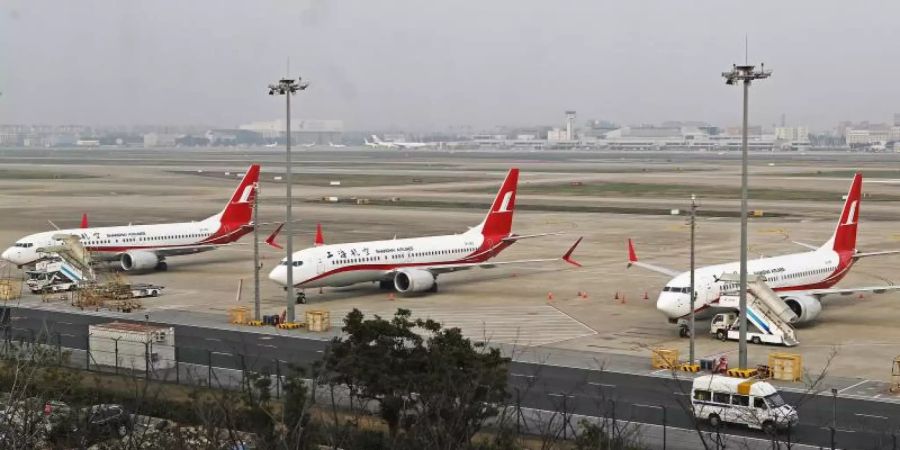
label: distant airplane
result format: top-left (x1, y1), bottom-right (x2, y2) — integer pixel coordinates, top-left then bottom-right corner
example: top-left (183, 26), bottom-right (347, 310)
top-left (328, 142), bottom-right (347, 148)
top-left (366, 134), bottom-right (433, 149)
top-left (2, 166), bottom-right (261, 271)
top-left (302, 143), bottom-right (316, 148)
top-left (265, 143), bottom-right (278, 148)
top-left (267, 168), bottom-right (581, 302)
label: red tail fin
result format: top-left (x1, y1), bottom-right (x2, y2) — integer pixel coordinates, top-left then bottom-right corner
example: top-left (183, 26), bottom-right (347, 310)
top-left (218, 164), bottom-right (260, 226)
top-left (477, 168), bottom-right (519, 238)
top-left (830, 173), bottom-right (861, 253)
top-left (314, 223), bottom-right (325, 246)
top-left (80, 214), bottom-right (88, 228)
top-left (265, 223), bottom-right (284, 249)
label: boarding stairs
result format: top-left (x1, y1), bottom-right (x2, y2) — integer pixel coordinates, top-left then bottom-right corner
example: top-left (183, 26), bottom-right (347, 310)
top-left (718, 273), bottom-right (799, 347)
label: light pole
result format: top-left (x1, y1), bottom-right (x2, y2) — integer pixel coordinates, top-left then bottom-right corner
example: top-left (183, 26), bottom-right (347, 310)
top-left (722, 63), bottom-right (771, 369)
top-left (268, 77), bottom-right (309, 323)
top-left (252, 181), bottom-right (261, 321)
top-left (688, 194), bottom-right (697, 365)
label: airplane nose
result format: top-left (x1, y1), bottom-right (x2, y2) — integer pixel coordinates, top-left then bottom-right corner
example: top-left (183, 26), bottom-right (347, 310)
top-left (268, 265), bottom-right (287, 286)
top-left (1, 248), bottom-right (15, 263)
top-left (656, 293), bottom-right (688, 319)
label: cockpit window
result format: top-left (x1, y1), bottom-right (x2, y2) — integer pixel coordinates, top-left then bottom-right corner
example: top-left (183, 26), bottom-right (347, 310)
top-left (14, 243), bottom-right (33, 248)
top-left (280, 260), bottom-right (304, 266)
top-left (663, 286), bottom-right (690, 293)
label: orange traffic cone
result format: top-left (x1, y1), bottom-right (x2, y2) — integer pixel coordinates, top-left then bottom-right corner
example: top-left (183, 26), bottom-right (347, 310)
top-left (620, 294), bottom-right (626, 304)
top-left (547, 292), bottom-right (554, 301)
top-left (643, 291), bottom-right (649, 300)
top-left (582, 291), bottom-right (589, 299)
top-left (858, 293), bottom-right (865, 300)
top-left (388, 293), bottom-right (396, 301)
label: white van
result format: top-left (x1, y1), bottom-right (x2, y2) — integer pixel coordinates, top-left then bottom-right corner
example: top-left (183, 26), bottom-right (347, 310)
top-left (691, 375), bottom-right (799, 433)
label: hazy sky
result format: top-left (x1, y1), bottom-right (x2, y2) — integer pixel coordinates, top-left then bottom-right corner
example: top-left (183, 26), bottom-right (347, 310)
top-left (2, 1), bottom-right (899, 131)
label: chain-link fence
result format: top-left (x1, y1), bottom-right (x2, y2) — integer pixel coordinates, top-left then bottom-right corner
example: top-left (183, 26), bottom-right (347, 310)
top-left (0, 325), bottom-right (301, 399)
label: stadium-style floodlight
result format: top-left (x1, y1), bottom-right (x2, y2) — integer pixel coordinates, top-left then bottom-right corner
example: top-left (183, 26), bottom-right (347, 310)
top-left (721, 63), bottom-right (771, 369)
top-left (268, 77), bottom-right (309, 323)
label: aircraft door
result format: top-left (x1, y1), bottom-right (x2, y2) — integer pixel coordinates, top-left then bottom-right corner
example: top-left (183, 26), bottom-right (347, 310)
top-left (317, 258), bottom-right (325, 275)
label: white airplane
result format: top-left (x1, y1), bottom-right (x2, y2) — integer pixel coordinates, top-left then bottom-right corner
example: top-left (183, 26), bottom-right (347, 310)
top-left (268, 168), bottom-right (581, 301)
top-left (264, 143), bottom-right (278, 148)
top-left (2, 165), bottom-right (261, 271)
top-left (627, 173), bottom-right (900, 335)
top-left (328, 142), bottom-right (346, 148)
top-left (365, 134), bottom-right (432, 149)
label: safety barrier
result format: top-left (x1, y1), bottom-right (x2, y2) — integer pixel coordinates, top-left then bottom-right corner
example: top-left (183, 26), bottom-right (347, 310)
top-left (678, 363), bottom-right (700, 372)
top-left (726, 368), bottom-right (758, 378)
top-left (276, 322), bottom-right (302, 330)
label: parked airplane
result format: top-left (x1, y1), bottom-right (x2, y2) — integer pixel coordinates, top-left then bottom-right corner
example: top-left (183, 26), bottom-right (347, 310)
top-left (268, 168), bottom-right (581, 301)
top-left (1, 165), bottom-right (261, 271)
top-left (365, 135), bottom-right (432, 149)
top-left (627, 173), bottom-right (900, 335)
top-left (328, 142), bottom-right (346, 148)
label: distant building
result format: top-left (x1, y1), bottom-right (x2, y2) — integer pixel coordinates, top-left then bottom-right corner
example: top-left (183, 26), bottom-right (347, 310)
top-left (239, 118), bottom-right (343, 145)
top-left (774, 126), bottom-right (809, 142)
top-left (725, 125), bottom-right (763, 136)
top-left (143, 133), bottom-right (179, 147)
top-left (205, 129), bottom-right (263, 146)
top-left (547, 128), bottom-right (568, 142)
top-left (845, 128), bottom-right (890, 146)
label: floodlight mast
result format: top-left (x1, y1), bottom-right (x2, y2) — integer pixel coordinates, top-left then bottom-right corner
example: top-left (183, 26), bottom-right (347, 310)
top-left (721, 64), bottom-right (771, 369)
top-left (268, 77), bottom-right (309, 323)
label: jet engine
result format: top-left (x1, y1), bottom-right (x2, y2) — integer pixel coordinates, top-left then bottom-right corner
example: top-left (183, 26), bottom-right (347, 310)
top-left (393, 269), bottom-right (436, 293)
top-left (120, 251), bottom-right (161, 271)
top-left (783, 295), bottom-right (823, 323)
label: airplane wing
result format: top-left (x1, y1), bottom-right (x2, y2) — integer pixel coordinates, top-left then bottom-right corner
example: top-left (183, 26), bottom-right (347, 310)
top-left (792, 241), bottom-right (819, 251)
top-left (424, 237), bottom-right (582, 274)
top-left (502, 232), bottom-right (563, 242)
top-left (854, 250), bottom-right (900, 259)
top-left (788, 285), bottom-right (900, 298)
top-left (625, 238), bottom-right (681, 277)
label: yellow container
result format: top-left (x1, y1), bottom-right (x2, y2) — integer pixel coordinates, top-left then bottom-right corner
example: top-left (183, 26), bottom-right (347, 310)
top-left (651, 348), bottom-right (679, 369)
top-left (0, 280), bottom-right (21, 300)
top-left (769, 352), bottom-right (802, 382)
top-left (305, 309), bottom-right (331, 332)
top-left (228, 307), bottom-right (250, 325)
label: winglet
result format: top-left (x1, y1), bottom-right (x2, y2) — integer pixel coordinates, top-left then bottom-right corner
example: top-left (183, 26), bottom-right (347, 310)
top-left (314, 223), bottom-right (325, 246)
top-left (627, 238), bottom-right (638, 265)
top-left (562, 237), bottom-right (583, 267)
top-left (265, 223), bottom-right (284, 249)
top-left (80, 213), bottom-right (89, 228)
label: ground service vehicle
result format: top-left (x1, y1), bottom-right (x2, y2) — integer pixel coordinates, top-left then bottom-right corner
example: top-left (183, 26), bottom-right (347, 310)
top-left (691, 375), bottom-right (799, 433)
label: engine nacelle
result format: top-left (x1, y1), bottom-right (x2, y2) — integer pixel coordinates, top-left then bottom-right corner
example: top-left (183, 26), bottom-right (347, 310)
top-left (120, 251), bottom-right (160, 271)
top-left (783, 295), bottom-right (823, 323)
top-left (393, 269), bottom-right (436, 293)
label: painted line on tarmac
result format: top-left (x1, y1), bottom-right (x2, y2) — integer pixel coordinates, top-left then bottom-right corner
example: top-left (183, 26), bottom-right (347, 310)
top-left (838, 379), bottom-right (872, 394)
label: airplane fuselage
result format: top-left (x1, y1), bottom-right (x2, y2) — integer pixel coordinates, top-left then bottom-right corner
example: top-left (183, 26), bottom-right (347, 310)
top-left (2, 218), bottom-right (251, 266)
top-left (269, 231), bottom-right (512, 289)
top-left (657, 247), bottom-right (853, 319)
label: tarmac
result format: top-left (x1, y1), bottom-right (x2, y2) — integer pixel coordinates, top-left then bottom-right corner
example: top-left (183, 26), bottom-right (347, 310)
top-left (1, 146), bottom-right (900, 391)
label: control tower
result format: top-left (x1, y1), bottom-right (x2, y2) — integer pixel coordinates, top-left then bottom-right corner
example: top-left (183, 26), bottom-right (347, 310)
top-left (565, 110), bottom-right (576, 141)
